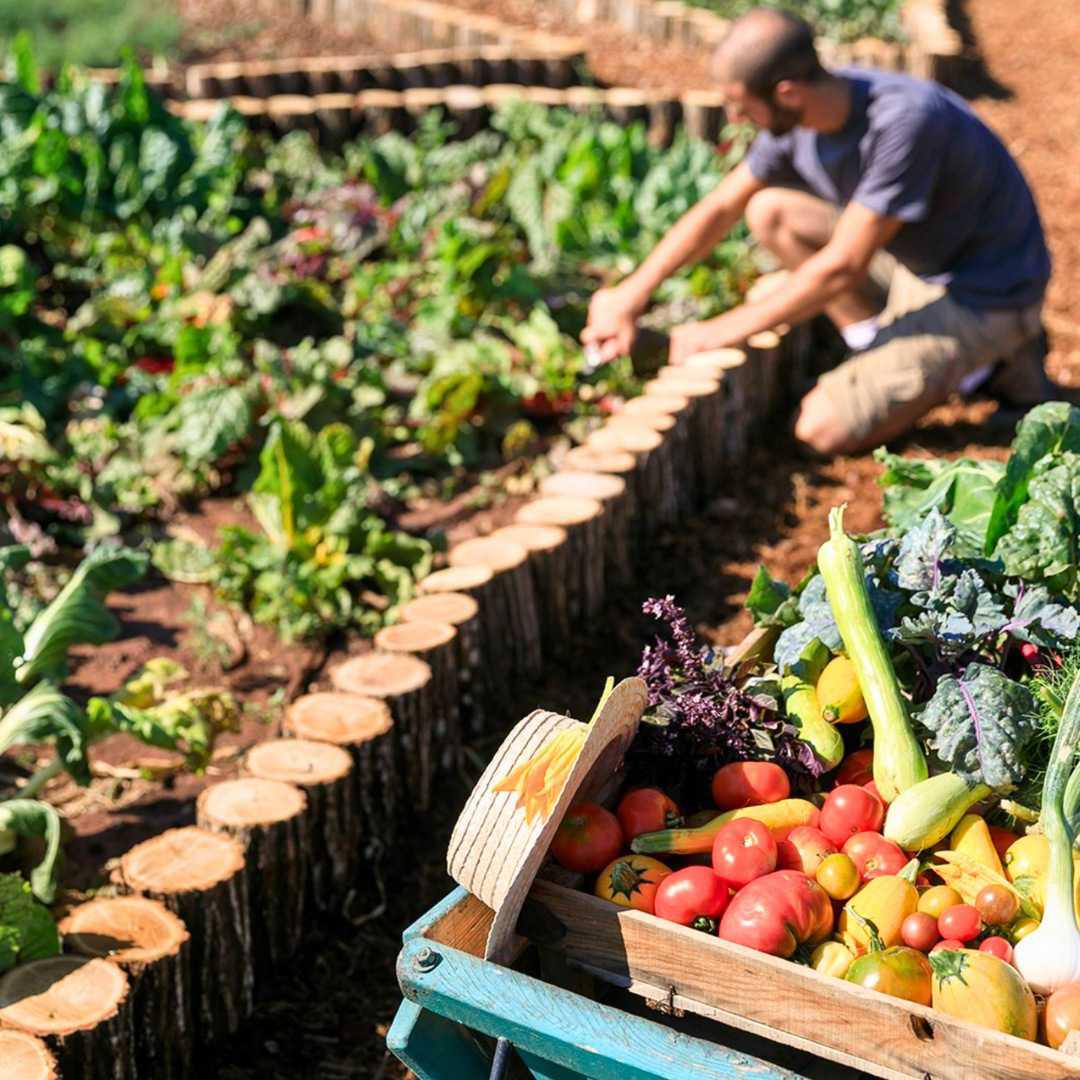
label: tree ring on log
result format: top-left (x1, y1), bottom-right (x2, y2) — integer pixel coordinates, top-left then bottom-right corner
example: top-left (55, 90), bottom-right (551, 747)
top-left (58, 897), bottom-right (189, 966)
top-left (584, 422), bottom-right (663, 455)
top-left (418, 564), bottom-right (494, 594)
top-left (196, 777), bottom-right (307, 828)
top-left (245, 737), bottom-right (352, 786)
top-left (0, 957), bottom-right (128, 1036)
top-left (492, 523), bottom-right (567, 552)
top-left (286, 691), bottom-right (393, 742)
top-left (330, 653), bottom-right (432, 697)
top-left (560, 445), bottom-right (636, 475)
top-left (447, 536), bottom-right (527, 573)
top-left (399, 591), bottom-right (478, 626)
top-left (374, 619), bottom-right (456, 652)
top-left (538, 471), bottom-right (626, 502)
top-left (622, 393), bottom-right (689, 418)
top-left (606, 410), bottom-right (675, 433)
top-left (120, 826), bottom-right (245, 894)
top-left (0, 1029), bottom-right (57, 1080)
top-left (515, 495), bottom-right (602, 527)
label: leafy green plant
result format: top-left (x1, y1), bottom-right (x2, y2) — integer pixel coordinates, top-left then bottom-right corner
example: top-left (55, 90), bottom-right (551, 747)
top-left (0, 871), bottom-right (59, 974)
top-left (682, 0), bottom-right (904, 43)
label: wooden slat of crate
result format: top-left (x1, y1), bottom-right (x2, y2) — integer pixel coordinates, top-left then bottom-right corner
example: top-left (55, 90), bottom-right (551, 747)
top-left (528, 879), bottom-right (1078, 1080)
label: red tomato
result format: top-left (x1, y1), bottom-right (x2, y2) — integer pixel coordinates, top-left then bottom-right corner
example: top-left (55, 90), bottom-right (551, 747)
top-left (979, 936), bottom-right (1014, 964)
top-left (712, 818), bottom-right (777, 888)
top-left (988, 826), bottom-right (1019, 862)
top-left (719, 870), bottom-right (834, 957)
top-left (549, 802), bottom-right (624, 873)
top-left (710, 762), bottom-right (790, 810)
top-left (863, 780), bottom-right (887, 805)
top-left (900, 912), bottom-right (940, 952)
top-left (654, 866), bottom-right (730, 930)
top-left (616, 788), bottom-right (681, 840)
top-left (842, 832), bottom-right (907, 881)
top-left (1045, 984), bottom-right (1080, 1049)
top-left (777, 826), bottom-right (837, 875)
top-left (818, 785), bottom-right (884, 846)
top-left (931, 938), bottom-right (966, 953)
top-left (937, 904), bottom-right (982, 942)
top-left (835, 749), bottom-right (873, 787)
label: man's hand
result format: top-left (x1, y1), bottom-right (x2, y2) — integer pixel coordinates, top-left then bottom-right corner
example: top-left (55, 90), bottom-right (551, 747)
top-left (668, 315), bottom-right (746, 365)
top-left (581, 284), bottom-right (644, 364)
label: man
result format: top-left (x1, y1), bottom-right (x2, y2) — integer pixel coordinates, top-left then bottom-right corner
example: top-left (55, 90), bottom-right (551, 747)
top-left (582, 8), bottom-right (1051, 453)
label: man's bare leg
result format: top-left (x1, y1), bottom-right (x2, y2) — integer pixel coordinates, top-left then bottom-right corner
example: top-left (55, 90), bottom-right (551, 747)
top-left (744, 187), bottom-right (884, 332)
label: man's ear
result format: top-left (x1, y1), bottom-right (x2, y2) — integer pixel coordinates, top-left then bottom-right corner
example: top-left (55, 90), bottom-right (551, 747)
top-left (772, 79), bottom-right (804, 109)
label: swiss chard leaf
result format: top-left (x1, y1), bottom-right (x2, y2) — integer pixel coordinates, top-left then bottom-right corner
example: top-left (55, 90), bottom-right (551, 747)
top-left (917, 662), bottom-right (1039, 789)
top-left (0, 681), bottom-right (89, 786)
top-left (0, 801), bottom-right (64, 904)
top-left (745, 566), bottom-right (798, 628)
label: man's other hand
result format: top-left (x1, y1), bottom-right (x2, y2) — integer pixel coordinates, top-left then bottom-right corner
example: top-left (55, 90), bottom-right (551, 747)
top-left (581, 285), bottom-right (642, 363)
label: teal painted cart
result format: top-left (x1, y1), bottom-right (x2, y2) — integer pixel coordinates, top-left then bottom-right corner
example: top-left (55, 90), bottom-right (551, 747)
top-left (389, 886), bottom-right (837, 1080)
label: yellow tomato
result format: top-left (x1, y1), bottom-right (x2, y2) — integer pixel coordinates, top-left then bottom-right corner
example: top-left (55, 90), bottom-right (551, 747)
top-left (594, 855), bottom-right (672, 914)
top-left (816, 853), bottom-right (860, 901)
top-left (917, 885), bottom-right (963, 919)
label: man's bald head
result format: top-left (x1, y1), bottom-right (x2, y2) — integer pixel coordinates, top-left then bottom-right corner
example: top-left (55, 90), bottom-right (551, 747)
top-left (712, 8), bottom-right (824, 99)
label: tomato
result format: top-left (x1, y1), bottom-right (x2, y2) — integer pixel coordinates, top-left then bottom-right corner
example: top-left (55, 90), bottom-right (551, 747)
top-left (616, 788), bottom-right (681, 840)
top-left (777, 826), bottom-right (837, 875)
top-left (835, 749), bottom-right (873, 788)
top-left (818, 785), bottom-right (884, 846)
top-left (711, 762), bottom-right (790, 811)
top-left (988, 826), bottom-right (1019, 862)
top-left (719, 870), bottom-right (834, 957)
top-left (654, 866), bottom-right (730, 931)
top-left (842, 832), bottom-right (907, 881)
top-left (863, 780), bottom-right (887, 805)
top-left (712, 818), bottom-right (777, 888)
top-left (938, 904), bottom-right (982, 942)
top-left (979, 936), bottom-right (1014, 964)
top-left (816, 853), bottom-right (861, 901)
top-left (1044, 983), bottom-right (1080, 1049)
top-left (1009, 917), bottom-right (1040, 943)
top-left (932, 938), bottom-right (966, 953)
top-left (550, 802), bottom-right (624, 873)
top-left (930, 948), bottom-right (1036, 1040)
top-left (918, 885), bottom-right (963, 918)
top-left (901, 911), bottom-right (940, 952)
top-left (846, 946), bottom-right (932, 1005)
top-left (975, 884), bottom-right (1020, 927)
top-left (594, 855), bottom-right (672, 913)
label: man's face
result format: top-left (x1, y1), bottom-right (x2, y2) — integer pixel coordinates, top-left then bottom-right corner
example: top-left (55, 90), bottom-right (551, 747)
top-left (721, 80), bottom-right (802, 136)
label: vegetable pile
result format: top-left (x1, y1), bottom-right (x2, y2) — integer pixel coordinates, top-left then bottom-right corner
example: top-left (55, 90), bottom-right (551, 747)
top-left (544, 403), bottom-right (1080, 1051)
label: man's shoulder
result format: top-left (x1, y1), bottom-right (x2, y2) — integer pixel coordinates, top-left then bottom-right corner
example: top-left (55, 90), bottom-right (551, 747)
top-left (841, 66), bottom-right (952, 132)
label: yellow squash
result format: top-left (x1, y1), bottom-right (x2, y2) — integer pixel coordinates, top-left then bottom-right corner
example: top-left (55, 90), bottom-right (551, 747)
top-left (816, 655), bottom-right (869, 725)
top-left (811, 940), bottom-right (856, 979)
top-left (632, 799), bottom-right (818, 855)
top-left (929, 949), bottom-right (1037, 1040)
top-left (839, 865), bottom-right (919, 955)
top-left (949, 814), bottom-right (1004, 876)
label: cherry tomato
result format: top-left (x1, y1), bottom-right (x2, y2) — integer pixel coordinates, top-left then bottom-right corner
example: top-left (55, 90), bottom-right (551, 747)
top-left (917, 885), bottom-right (963, 918)
top-left (654, 866), bottom-right (730, 931)
top-left (835, 749), bottom-right (873, 788)
top-left (974, 884), bottom-right (1020, 926)
top-left (900, 911), bottom-right (940, 952)
top-left (710, 762), bottom-right (790, 811)
top-left (979, 936), bottom-right (1014, 964)
top-left (616, 788), bottom-right (681, 840)
top-left (712, 817), bottom-right (778, 888)
top-left (550, 802), bottom-right (624, 873)
top-left (1045, 983), bottom-right (1080, 1050)
top-left (988, 826), bottom-right (1019, 862)
top-left (842, 832), bottom-right (907, 881)
top-left (595, 855), bottom-right (671, 913)
top-left (931, 938), bottom-right (966, 953)
top-left (818, 785), bottom-right (885, 846)
top-left (777, 826), bottom-right (837, 875)
top-left (815, 853), bottom-right (861, 901)
top-left (937, 903), bottom-right (982, 942)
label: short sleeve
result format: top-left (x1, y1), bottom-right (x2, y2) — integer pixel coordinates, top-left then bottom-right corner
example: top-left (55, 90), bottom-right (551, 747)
top-left (851, 104), bottom-right (944, 223)
top-left (744, 131), bottom-right (800, 187)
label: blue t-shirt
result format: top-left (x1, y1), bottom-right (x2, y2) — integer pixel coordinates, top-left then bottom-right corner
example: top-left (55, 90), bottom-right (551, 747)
top-left (745, 68), bottom-right (1050, 309)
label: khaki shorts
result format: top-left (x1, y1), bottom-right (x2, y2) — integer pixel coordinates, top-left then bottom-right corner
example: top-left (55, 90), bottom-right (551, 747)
top-left (817, 251), bottom-right (1045, 446)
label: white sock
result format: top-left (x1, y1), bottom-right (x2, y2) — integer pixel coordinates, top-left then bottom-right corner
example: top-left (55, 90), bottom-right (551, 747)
top-left (840, 316), bottom-right (880, 352)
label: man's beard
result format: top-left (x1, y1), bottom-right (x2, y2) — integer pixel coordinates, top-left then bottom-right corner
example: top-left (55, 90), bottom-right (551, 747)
top-left (766, 103), bottom-right (803, 136)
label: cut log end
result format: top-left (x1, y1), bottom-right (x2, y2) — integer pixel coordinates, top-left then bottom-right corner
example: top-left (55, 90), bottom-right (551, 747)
top-left (58, 896), bottom-right (189, 966)
top-left (515, 495), bottom-right (602, 528)
top-left (245, 737), bottom-right (353, 786)
top-left (622, 393), bottom-right (689, 417)
top-left (120, 826), bottom-right (246, 895)
top-left (374, 618), bottom-right (456, 653)
top-left (418, 564), bottom-right (494, 594)
top-left (197, 777), bottom-right (307, 829)
top-left (491, 523), bottom-right (567, 553)
top-left (0, 957), bottom-right (128, 1037)
top-left (286, 691), bottom-right (393, 743)
top-left (561, 446), bottom-right (636, 475)
top-left (330, 652), bottom-right (432, 699)
top-left (447, 536), bottom-right (527, 573)
top-left (0, 1029), bottom-right (58, 1080)
top-left (584, 422), bottom-right (662, 455)
top-left (538, 471), bottom-right (626, 502)
top-left (606, 410), bottom-right (675, 434)
top-left (399, 591), bottom-right (478, 626)
top-left (649, 371), bottom-right (720, 395)
top-left (684, 347), bottom-right (746, 371)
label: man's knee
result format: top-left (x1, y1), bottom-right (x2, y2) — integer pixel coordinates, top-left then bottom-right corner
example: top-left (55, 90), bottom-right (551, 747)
top-left (794, 385), bottom-right (857, 455)
top-left (744, 188), bottom-right (788, 250)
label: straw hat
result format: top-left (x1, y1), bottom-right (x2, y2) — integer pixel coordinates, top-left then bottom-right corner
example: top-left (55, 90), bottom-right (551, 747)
top-left (447, 676), bottom-right (648, 963)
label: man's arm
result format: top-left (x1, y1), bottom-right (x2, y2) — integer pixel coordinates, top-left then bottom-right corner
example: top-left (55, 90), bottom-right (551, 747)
top-left (668, 202), bottom-right (904, 363)
top-left (581, 162), bottom-right (765, 362)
